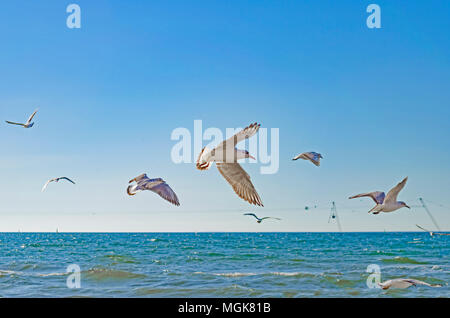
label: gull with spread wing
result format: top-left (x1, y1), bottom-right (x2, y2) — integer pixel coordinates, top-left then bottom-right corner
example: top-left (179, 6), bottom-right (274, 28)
top-left (6, 109), bottom-right (38, 128)
top-left (42, 177), bottom-right (76, 192)
top-left (378, 278), bottom-right (442, 290)
top-left (196, 123), bottom-right (263, 206)
top-left (244, 213), bottom-right (281, 223)
top-left (127, 173), bottom-right (180, 206)
top-left (348, 177), bottom-right (410, 214)
top-left (292, 152), bottom-right (323, 166)
top-left (416, 224), bottom-right (450, 236)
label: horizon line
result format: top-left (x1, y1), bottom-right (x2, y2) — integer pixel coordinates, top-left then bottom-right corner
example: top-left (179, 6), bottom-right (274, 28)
top-left (2, 231), bottom-right (448, 234)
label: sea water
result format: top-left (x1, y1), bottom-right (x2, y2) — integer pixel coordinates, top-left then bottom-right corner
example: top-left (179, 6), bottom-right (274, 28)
top-left (0, 232), bottom-right (448, 297)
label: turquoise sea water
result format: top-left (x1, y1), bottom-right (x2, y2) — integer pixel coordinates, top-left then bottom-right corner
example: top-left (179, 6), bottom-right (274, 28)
top-left (0, 232), bottom-right (448, 298)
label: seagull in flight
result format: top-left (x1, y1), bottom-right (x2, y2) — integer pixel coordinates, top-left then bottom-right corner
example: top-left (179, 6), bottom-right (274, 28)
top-left (378, 278), bottom-right (442, 290)
top-left (42, 177), bottom-right (76, 192)
top-left (348, 177), bottom-right (410, 214)
top-left (292, 152), bottom-right (323, 166)
top-left (127, 173), bottom-right (180, 206)
top-left (196, 123), bottom-right (263, 206)
top-left (244, 213), bottom-right (281, 223)
top-left (416, 224), bottom-right (450, 236)
top-left (6, 109), bottom-right (38, 128)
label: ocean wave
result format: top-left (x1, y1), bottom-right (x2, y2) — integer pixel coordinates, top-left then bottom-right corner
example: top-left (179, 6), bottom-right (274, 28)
top-left (38, 272), bottom-right (68, 277)
top-left (100, 254), bottom-right (138, 264)
top-left (148, 238), bottom-right (165, 242)
top-left (267, 272), bottom-right (316, 278)
top-left (320, 274), bottom-right (360, 288)
top-left (134, 285), bottom-right (261, 297)
top-left (193, 271), bottom-right (316, 278)
top-left (0, 270), bottom-right (20, 276)
top-left (212, 272), bottom-right (257, 277)
top-left (83, 267), bottom-right (147, 282)
top-left (381, 256), bottom-right (429, 265)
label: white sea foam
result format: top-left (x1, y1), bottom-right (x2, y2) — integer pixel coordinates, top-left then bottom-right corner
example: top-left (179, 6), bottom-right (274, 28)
top-left (194, 271), bottom-right (312, 277)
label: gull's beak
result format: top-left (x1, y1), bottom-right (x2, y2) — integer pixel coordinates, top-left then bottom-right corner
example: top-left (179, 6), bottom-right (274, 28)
top-left (406, 205), bottom-right (411, 209)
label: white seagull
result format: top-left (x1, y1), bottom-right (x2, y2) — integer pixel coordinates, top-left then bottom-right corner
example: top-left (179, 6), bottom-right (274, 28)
top-left (127, 173), bottom-right (180, 206)
top-left (42, 177), bottom-right (76, 192)
top-left (6, 109), bottom-right (38, 128)
top-left (244, 213), bottom-right (281, 223)
top-left (348, 177), bottom-right (410, 214)
top-left (378, 278), bottom-right (442, 290)
top-left (196, 123), bottom-right (263, 206)
top-left (416, 224), bottom-right (450, 236)
top-left (292, 152), bottom-right (323, 166)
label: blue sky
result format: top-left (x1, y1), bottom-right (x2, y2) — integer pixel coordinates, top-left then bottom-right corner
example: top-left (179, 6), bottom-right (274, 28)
top-left (0, 1), bottom-right (449, 232)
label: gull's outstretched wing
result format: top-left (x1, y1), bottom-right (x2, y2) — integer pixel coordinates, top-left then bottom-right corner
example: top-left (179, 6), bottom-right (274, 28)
top-left (379, 279), bottom-right (412, 289)
top-left (244, 213), bottom-right (259, 220)
top-left (305, 152), bottom-right (323, 166)
top-left (146, 181), bottom-right (180, 206)
top-left (5, 121), bottom-right (25, 126)
top-left (217, 123), bottom-right (260, 149)
top-left (379, 278), bottom-right (442, 290)
top-left (349, 191), bottom-right (385, 205)
top-left (60, 177), bottom-right (76, 184)
top-left (384, 177), bottom-right (408, 204)
top-left (26, 109), bottom-right (38, 125)
top-left (404, 279), bottom-right (442, 288)
top-left (41, 179), bottom-right (53, 192)
top-left (260, 217), bottom-right (281, 221)
top-left (216, 162), bottom-right (263, 206)
top-left (292, 152), bottom-right (322, 166)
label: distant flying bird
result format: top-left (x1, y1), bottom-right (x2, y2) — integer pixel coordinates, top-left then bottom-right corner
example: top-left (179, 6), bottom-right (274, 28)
top-left (416, 224), bottom-right (450, 236)
top-left (42, 177), bottom-right (76, 192)
top-left (292, 152), bottom-right (323, 166)
top-left (348, 177), bottom-right (410, 214)
top-left (378, 278), bottom-right (442, 290)
top-left (127, 173), bottom-right (180, 206)
top-left (244, 213), bottom-right (281, 223)
top-left (6, 109), bottom-right (38, 128)
top-left (196, 123), bottom-right (263, 206)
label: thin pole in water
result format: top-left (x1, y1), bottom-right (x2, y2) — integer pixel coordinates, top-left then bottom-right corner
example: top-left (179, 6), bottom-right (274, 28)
top-left (329, 201), bottom-right (342, 232)
top-left (419, 198), bottom-right (441, 231)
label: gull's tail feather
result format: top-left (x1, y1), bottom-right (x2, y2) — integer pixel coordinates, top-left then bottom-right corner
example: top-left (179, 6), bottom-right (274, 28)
top-left (197, 161), bottom-right (212, 170)
top-left (127, 185), bottom-right (137, 196)
top-left (368, 205), bottom-right (381, 214)
top-left (196, 147), bottom-right (212, 170)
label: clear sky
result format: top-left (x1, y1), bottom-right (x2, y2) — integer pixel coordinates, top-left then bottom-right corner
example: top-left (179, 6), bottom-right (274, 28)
top-left (0, 1), bottom-right (449, 232)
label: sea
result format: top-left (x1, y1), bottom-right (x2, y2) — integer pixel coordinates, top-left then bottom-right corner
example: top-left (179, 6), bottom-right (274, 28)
top-left (0, 232), bottom-right (448, 298)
